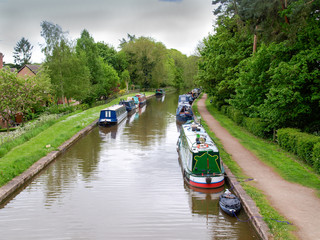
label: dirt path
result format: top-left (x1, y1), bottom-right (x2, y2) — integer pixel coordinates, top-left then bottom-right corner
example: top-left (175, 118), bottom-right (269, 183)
top-left (197, 94), bottom-right (320, 240)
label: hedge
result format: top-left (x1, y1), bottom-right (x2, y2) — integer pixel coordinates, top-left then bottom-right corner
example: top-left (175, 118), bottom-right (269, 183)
top-left (277, 128), bottom-right (320, 167)
top-left (313, 143), bottom-right (320, 173)
top-left (242, 117), bottom-right (271, 139)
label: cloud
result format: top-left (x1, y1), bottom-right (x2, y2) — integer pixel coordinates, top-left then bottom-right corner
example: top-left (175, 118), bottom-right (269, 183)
top-left (0, 0), bottom-right (214, 63)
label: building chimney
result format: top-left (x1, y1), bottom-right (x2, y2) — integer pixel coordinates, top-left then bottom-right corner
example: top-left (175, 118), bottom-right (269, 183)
top-left (0, 52), bottom-right (3, 69)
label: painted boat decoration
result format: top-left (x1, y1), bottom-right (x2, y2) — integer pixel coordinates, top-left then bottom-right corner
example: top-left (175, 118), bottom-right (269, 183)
top-left (177, 121), bottom-right (225, 189)
top-left (119, 99), bottom-right (137, 112)
top-left (155, 89), bottom-right (165, 96)
top-left (176, 103), bottom-right (193, 122)
top-left (99, 104), bottom-right (127, 126)
top-left (219, 189), bottom-right (241, 216)
top-left (135, 93), bottom-right (147, 107)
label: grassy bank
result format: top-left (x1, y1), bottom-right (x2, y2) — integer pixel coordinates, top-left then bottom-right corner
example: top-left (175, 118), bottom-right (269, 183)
top-left (192, 97), bottom-right (297, 240)
top-left (0, 92), bottom-right (154, 187)
top-left (204, 99), bottom-right (320, 195)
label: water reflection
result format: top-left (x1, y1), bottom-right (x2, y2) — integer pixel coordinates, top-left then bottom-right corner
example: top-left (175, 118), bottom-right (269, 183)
top-left (156, 95), bottom-right (165, 102)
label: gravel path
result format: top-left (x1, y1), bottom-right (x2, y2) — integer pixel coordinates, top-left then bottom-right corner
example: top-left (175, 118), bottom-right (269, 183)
top-left (197, 94), bottom-right (320, 240)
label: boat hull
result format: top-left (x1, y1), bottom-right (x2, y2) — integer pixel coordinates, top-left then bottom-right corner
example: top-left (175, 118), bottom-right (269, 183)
top-left (176, 114), bottom-right (193, 122)
top-left (219, 191), bottom-right (241, 216)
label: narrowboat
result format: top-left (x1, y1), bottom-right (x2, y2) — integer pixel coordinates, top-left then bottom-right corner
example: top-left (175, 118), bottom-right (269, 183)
top-left (136, 93), bottom-right (147, 107)
top-left (176, 103), bottom-right (193, 122)
top-left (119, 99), bottom-right (137, 112)
top-left (155, 89), bottom-right (165, 96)
top-left (178, 94), bottom-right (193, 105)
top-left (219, 189), bottom-right (241, 216)
top-left (177, 121), bottom-right (225, 189)
top-left (99, 104), bottom-right (127, 126)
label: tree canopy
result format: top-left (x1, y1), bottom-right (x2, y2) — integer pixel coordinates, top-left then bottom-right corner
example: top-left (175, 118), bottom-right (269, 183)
top-left (198, 0), bottom-right (320, 133)
top-left (13, 37), bottom-right (33, 68)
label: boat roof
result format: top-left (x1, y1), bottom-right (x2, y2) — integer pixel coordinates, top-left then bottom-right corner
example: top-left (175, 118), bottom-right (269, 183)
top-left (101, 104), bottom-right (125, 111)
top-left (181, 122), bottom-right (219, 152)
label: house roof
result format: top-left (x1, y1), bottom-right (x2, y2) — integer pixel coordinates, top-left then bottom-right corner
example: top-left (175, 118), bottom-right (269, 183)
top-left (18, 64), bottom-right (41, 75)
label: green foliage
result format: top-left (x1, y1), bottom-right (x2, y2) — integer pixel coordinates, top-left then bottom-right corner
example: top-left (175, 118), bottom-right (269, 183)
top-left (13, 37), bottom-right (33, 68)
top-left (277, 128), bottom-right (300, 154)
top-left (198, 16), bottom-right (252, 105)
top-left (0, 68), bottom-right (51, 130)
top-left (313, 143), bottom-right (320, 173)
top-left (242, 117), bottom-right (271, 139)
top-left (200, 1), bottom-right (320, 134)
top-left (277, 128), bottom-right (320, 167)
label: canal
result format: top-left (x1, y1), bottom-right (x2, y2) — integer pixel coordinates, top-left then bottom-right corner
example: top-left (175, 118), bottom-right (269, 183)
top-left (0, 92), bottom-right (258, 239)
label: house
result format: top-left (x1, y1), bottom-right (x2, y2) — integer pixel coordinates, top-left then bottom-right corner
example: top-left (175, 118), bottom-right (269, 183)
top-left (17, 64), bottom-right (41, 77)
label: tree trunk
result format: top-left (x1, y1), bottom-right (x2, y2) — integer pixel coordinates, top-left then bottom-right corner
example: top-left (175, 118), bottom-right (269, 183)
top-left (253, 25), bottom-right (258, 54)
top-left (281, 0), bottom-right (290, 24)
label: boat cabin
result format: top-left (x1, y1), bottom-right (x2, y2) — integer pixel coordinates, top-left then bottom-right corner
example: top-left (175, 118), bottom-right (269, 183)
top-left (155, 89), bottom-right (165, 96)
top-left (135, 93), bottom-right (147, 106)
top-left (178, 94), bottom-right (193, 105)
top-left (119, 99), bottom-right (137, 112)
top-left (99, 104), bottom-right (127, 125)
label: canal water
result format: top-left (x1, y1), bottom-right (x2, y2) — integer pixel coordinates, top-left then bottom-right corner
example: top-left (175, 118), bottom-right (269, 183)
top-left (0, 92), bottom-right (258, 239)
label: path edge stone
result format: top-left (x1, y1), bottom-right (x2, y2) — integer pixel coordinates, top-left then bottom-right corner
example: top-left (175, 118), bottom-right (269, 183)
top-left (224, 165), bottom-right (273, 240)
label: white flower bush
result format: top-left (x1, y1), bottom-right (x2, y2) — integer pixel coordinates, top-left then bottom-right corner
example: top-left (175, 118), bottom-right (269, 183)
top-left (0, 113), bottom-right (61, 146)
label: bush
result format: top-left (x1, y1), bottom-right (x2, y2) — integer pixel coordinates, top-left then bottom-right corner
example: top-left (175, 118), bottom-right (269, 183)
top-left (242, 117), bottom-right (271, 138)
top-left (277, 128), bottom-right (320, 167)
top-left (277, 128), bottom-right (301, 154)
top-left (313, 143), bottom-right (320, 173)
top-left (296, 135), bottom-right (320, 165)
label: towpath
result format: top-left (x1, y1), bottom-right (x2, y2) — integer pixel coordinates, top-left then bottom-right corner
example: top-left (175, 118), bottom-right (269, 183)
top-left (197, 94), bottom-right (320, 240)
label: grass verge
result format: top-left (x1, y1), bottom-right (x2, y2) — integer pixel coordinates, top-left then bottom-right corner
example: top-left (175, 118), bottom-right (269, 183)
top-left (192, 97), bottom-right (297, 240)
top-left (0, 93), bottom-right (154, 187)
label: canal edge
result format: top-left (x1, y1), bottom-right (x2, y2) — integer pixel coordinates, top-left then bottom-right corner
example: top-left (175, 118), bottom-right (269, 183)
top-left (0, 119), bottom-right (99, 204)
top-left (0, 94), bottom-right (156, 205)
top-left (193, 112), bottom-right (272, 240)
top-left (224, 164), bottom-right (272, 240)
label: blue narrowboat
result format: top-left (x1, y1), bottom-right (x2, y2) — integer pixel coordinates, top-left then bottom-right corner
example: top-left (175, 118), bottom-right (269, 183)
top-left (176, 103), bottom-right (193, 122)
top-left (178, 94), bottom-right (193, 105)
top-left (119, 99), bottom-right (137, 112)
top-left (99, 104), bottom-right (128, 126)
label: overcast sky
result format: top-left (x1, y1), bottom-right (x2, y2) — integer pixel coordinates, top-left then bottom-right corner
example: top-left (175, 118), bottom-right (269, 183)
top-left (0, 0), bottom-right (215, 64)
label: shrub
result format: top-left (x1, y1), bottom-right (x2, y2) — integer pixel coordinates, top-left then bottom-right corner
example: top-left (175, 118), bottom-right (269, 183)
top-left (313, 143), bottom-right (320, 173)
top-left (277, 128), bottom-right (320, 167)
top-left (220, 105), bottom-right (228, 115)
top-left (277, 128), bottom-right (301, 154)
top-left (296, 135), bottom-right (320, 165)
top-left (243, 117), bottom-right (271, 138)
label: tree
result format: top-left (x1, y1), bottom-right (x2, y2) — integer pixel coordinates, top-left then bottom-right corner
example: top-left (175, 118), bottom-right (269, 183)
top-left (0, 68), bottom-right (51, 131)
top-left (45, 40), bottom-right (91, 104)
top-left (40, 21), bottom-right (67, 57)
top-left (41, 23), bottom-right (91, 104)
top-left (121, 37), bottom-right (167, 89)
top-left (13, 37), bottom-right (33, 68)
top-left (76, 29), bottom-right (119, 104)
top-left (120, 70), bottom-right (130, 91)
